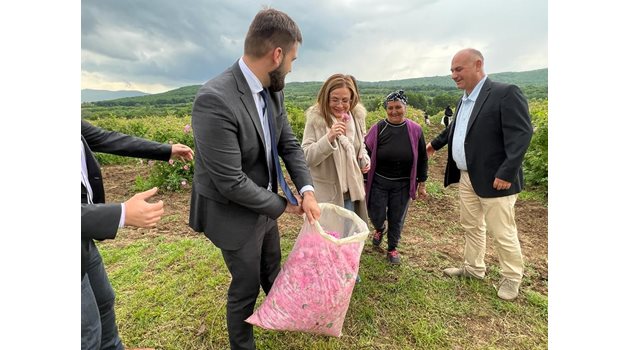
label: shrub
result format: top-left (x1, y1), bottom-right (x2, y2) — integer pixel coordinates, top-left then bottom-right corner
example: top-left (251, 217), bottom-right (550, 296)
top-left (134, 158), bottom-right (194, 192)
top-left (90, 116), bottom-right (194, 167)
top-left (286, 102), bottom-right (305, 142)
top-left (89, 117), bottom-right (195, 191)
top-left (523, 99), bottom-right (548, 195)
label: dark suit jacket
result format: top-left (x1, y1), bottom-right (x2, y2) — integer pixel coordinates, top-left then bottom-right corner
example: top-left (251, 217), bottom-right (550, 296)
top-left (189, 61), bottom-right (313, 250)
top-left (81, 120), bottom-right (171, 278)
top-left (431, 79), bottom-right (533, 198)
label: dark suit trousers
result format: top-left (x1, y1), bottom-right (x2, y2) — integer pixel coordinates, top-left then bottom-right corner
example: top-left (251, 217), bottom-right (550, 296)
top-left (220, 216), bottom-right (281, 350)
top-left (82, 240), bottom-right (124, 350)
top-left (82, 275), bottom-right (101, 349)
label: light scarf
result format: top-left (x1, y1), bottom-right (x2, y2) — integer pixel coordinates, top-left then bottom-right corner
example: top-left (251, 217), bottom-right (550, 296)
top-left (335, 112), bottom-right (365, 201)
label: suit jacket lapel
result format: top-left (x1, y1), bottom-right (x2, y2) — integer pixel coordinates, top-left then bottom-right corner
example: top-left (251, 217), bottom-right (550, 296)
top-left (81, 135), bottom-right (105, 203)
top-left (466, 78), bottom-right (491, 135)
top-left (231, 61), bottom-right (266, 146)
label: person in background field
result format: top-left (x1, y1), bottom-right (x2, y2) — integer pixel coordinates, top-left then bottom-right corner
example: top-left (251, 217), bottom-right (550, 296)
top-left (301, 73), bottom-right (370, 223)
top-left (188, 8), bottom-right (320, 350)
top-left (424, 111), bottom-right (431, 125)
top-left (426, 48), bottom-right (533, 301)
top-left (364, 90), bottom-right (429, 265)
top-left (443, 105), bottom-right (453, 127)
top-left (81, 120), bottom-right (194, 350)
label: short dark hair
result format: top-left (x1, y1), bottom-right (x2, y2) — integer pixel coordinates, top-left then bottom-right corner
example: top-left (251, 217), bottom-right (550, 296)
top-left (244, 8), bottom-right (302, 58)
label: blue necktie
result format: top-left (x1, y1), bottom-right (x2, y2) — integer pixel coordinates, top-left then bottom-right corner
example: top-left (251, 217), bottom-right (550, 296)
top-left (260, 89), bottom-right (298, 205)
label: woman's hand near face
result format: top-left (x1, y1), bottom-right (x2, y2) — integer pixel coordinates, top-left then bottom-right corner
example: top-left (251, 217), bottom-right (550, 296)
top-left (327, 120), bottom-right (346, 143)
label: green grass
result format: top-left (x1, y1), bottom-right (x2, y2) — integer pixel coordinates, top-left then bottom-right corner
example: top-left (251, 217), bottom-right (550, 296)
top-left (518, 189), bottom-right (548, 204)
top-left (424, 179), bottom-right (447, 199)
top-left (99, 234), bottom-right (547, 350)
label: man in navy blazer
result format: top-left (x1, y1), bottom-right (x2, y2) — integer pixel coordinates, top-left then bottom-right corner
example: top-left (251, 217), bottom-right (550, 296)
top-left (81, 120), bottom-right (193, 349)
top-left (427, 49), bottom-right (533, 301)
top-left (188, 8), bottom-right (320, 350)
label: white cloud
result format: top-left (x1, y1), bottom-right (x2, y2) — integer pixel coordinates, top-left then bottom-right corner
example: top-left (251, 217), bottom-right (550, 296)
top-left (81, 71), bottom-right (174, 93)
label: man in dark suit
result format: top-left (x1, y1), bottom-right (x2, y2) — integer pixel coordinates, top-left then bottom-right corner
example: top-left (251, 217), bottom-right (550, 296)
top-left (426, 48), bottom-right (533, 301)
top-left (188, 8), bottom-right (320, 350)
top-left (81, 120), bottom-right (193, 349)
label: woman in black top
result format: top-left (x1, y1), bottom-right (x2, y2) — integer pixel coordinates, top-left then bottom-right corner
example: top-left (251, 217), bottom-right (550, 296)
top-left (364, 90), bottom-right (429, 264)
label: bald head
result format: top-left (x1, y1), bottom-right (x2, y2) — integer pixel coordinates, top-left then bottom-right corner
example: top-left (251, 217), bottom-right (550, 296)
top-left (456, 48), bottom-right (484, 61)
top-left (451, 48), bottom-right (485, 94)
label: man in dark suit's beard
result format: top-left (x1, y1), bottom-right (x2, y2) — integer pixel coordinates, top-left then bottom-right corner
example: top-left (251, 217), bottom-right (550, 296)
top-left (268, 57), bottom-right (288, 92)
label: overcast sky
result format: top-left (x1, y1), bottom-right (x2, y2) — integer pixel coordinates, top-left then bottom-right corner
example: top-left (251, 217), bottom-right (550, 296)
top-left (81, 0), bottom-right (547, 93)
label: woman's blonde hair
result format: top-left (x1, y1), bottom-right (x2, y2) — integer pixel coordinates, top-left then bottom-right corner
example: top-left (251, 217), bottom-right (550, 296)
top-left (316, 74), bottom-right (359, 127)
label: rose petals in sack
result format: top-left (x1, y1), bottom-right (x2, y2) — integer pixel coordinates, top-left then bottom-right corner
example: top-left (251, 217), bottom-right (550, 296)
top-left (326, 230), bottom-right (341, 239)
top-left (245, 221), bottom-right (364, 337)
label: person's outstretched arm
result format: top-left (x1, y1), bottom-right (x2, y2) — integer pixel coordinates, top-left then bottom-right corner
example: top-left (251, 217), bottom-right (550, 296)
top-left (81, 187), bottom-right (165, 241)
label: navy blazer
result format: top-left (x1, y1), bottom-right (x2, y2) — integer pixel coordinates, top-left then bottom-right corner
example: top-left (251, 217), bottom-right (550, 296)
top-left (431, 79), bottom-right (533, 198)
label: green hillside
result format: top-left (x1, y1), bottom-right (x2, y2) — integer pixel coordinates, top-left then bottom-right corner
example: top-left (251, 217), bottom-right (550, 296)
top-left (363, 68), bottom-right (548, 88)
top-left (81, 68), bottom-right (547, 119)
top-left (88, 85), bottom-right (201, 106)
top-left (81, 89), bottom-right (149, 103)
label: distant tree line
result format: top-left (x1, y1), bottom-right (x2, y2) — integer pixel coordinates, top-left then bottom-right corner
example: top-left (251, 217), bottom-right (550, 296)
top-left (82, 69), bottom-right (547, 119)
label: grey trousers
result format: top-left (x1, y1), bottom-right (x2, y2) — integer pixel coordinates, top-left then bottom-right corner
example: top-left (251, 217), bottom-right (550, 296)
top-left (81, 240), bottom-right (124, 350)
top-left (82, 275), bottom-right (101, 349)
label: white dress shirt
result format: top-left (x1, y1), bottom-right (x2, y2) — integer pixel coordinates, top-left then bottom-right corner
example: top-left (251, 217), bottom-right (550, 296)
top-left (238, 57), bottom-right (314, 195)
top-left (452, 75), bottom-right (487, 171)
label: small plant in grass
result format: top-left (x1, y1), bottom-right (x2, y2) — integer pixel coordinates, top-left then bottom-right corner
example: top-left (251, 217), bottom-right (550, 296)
top-left (425, 180), bottom-right (445, 199)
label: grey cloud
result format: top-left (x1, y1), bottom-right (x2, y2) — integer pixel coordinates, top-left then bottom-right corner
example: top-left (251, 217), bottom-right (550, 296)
top-left (81, 0), bottom-right (547, 91)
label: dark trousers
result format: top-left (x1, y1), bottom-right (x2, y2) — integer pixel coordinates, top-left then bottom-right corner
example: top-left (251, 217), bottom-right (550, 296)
top-left (82, 275), bottom-right (101, 349)
top-left (220, 216), bottom-right (281, 350)
top-left (367, 175), bottom-right (411, 251)
top-left (81, 240), bottom-right (124, 350)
